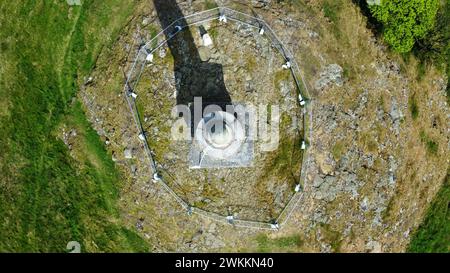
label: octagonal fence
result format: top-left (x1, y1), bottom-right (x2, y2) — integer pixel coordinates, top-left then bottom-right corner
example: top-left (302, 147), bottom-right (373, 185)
top-left (123, 6), bottom-right (313, 230)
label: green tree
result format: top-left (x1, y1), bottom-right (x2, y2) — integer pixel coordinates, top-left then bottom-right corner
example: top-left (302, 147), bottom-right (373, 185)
top-left (369, 0), bottom-right (439, 53)
top-left (415, 1), bottom-right (450, 66)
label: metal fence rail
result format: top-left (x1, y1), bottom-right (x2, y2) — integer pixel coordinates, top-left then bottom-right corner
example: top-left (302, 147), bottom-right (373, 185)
top-left (123, 7), bottom-right (314, 231)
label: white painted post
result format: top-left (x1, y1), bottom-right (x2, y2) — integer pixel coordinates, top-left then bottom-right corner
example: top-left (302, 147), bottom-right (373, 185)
top-left (202, 33), bottom-right (213, 46)
top-left (153, 173), bottom-right (161, 183)
top-left (219, 14), bottom-right (227, 23)
top-left (298, 94), bottom-right (305, 106)
top-left (146, 53), bottom-right (154, 62)
top-left (301, 141), bottom-right (306, 150)
top-left (282, 61), bottom-right (291, 69)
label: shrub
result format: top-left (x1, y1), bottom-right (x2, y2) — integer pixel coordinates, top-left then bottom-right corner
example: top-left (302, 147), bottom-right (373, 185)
top-left (368, 0), bottom-right (440, 53)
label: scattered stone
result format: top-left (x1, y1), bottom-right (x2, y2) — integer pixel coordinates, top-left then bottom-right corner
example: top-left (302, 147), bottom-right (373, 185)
top-left (360, 197), bottom-right (369, 212)
top-left (313, 175), bottom-right (324, 188)
top-left (159, 47), bottom-right (167, 58)
top-left (111, 151), bottom-right (117, 162)
top-left (366, 240), bottom-right (382, 253)
top-left (142, 17), bottom-right (151, 26)
top-left (309, 31), bottom-right (319, 39)
top-left (315, 64), bottom-right (344, 90)
top-left (124, 148), bottom-right (134, 159)
top-left (131, 165), bottom-right (137, 175)
top-left (198, 46), bottom-right (211, 61)
top-left (136, 218), bottom-right (144, 231)
top-left (251, 0), bottom-right (270, 8)
top-left (389, 99), bottom-right (402, 122)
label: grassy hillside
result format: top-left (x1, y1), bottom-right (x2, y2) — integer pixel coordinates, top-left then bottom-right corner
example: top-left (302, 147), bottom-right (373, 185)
top-left (408, 171), bottom-right (450, 253)
top-left (0, 0), bottom-right (149, 252)
top-left (352, 0), bottom-right (449, 253)
top-left (407, 0), bottom-right (450, 253)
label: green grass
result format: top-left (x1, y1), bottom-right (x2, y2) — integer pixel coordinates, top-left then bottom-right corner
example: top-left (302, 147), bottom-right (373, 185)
top-left (409, 95), bottom-right (420, 120)
top-left (259, 114), bottom-right (303, 186)
top-left (320, 224), bottom-right (343, 253)
top-left (256, 234), bottom-right (303, 252)
top-left (426, 140), bottom-right (439, 155)
top-left (332, 141), bottom-right (345, 161)
top-left (204, 0), bottom-right (219, 10)
top-left (382, 196), bottom-right (395, 221)
top-left (274, 69), bottom-right (291, 87)
top-left (0, 1), bottom-right (149, 252)
top-left (416, 61), bottom-right (427, 81)
top-left (148, 25), bottom-right (159, 49)
top-left (419, 131), bottom-right (439, 155)
top-left (322, 0), bottom-right (343, 39)
top-left (323, 1), bottom-right (340, 23)
top-left (209, 26), bottom-right (219, 41)
top-left (408, 170), bottom-right (450, 253)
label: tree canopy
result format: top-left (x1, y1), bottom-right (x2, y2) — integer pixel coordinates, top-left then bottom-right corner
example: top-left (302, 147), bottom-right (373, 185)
top-left (369, 0), bottom-right (439, 53)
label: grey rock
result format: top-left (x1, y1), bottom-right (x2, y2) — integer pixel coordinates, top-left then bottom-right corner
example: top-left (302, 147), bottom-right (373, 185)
top-left (312, 209), bottom-right (329, 224)
top-left (366, 239), bottom-right (382, 253)
top-left (124, 148), bottom-right (134, 159)
top-left (309, 31), bottom-right (319, 39)
top-left (315, 64), bottom-right (344, 90)
top-left (313, 175), bottom-right (324, 188)
top-left (280, 81), bottom-right (291, 97)
top-left (341, 172), bottom-right (360, 198)
top-left (389, 99), bottom-right (402, 122)
top-left (159, 47), bottom-right (167, 58)
top-left (372, 213), bottom-right (382, 228)
top-left (251, 0), bottom-right (270, 8)
top-left (136, 218), bottom-right (144, 231)
top-left (360, 197), bottom-right (369, 212)
top-left (198, 46), bottom-right (211, 61)
top-left (245, 80), bottom-right (255, 93)
top-left (131, 164), bottom-right (137, 175)
top-left (313, 175), bottom-right (339, 201)
top-left (142, 17), bottom-right (150, 26)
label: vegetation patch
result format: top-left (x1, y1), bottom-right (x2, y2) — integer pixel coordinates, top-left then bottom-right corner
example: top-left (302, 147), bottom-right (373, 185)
top-left (322, 0), bottom-right (343, 38)
top-left (332, 140), bottom-right (346, 161)
top-left (320, 224), bottom-right (343, 252)
top-left (259, 114), bottom-right (303, 186)
top-left (368, 0), bottom-right (440, 53)
top-left (256, 233), bottom-right (303, 252)
top-left (408, 170), bottom-right (450, 253)
top-left (419, 131), bottom-right (438, 155)
top-left (204, 0), bottom-right (219, 10)
top-left (414, 0), bottom-right (450, 103)
top-left (409, 94), bottom-right (420, 120)
top-left (0, 0), bottom-right (148, 252)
